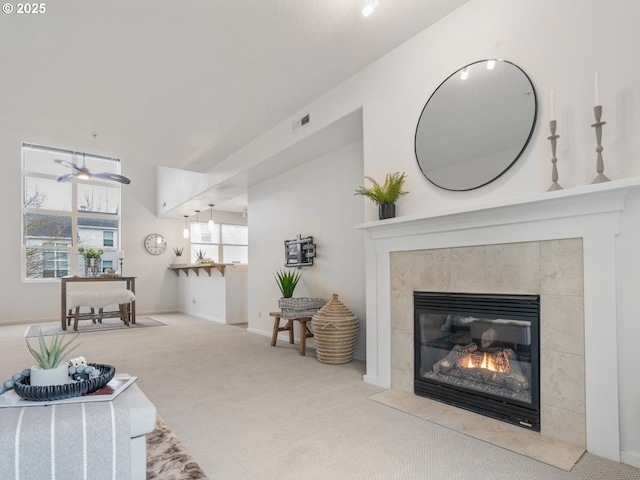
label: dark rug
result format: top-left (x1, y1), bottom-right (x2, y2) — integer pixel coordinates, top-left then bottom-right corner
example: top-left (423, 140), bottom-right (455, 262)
top-left (147, 416), bottom-right (210, 480)
top-left (24, 316), bottom-right (167, 337)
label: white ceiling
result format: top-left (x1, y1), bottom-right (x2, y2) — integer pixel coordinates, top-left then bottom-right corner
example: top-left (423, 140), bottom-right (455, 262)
top-left (1, 0), bottom-right (468, 211)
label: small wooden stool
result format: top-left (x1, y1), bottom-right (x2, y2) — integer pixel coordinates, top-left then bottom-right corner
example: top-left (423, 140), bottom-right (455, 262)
top-left (270, 311), bottom-right (314, 356)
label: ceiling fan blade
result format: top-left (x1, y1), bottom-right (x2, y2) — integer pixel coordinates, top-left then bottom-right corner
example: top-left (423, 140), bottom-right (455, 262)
top-left (54, 158), bottom-right (82, 172)
top-left (56, 173), bottom-right (76, 182)
top-left (91, 172), bottom-right (132, 185)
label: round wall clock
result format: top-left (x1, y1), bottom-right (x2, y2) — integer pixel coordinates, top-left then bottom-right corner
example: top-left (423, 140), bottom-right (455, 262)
top-left (144, 233), bottom-right (167, 255)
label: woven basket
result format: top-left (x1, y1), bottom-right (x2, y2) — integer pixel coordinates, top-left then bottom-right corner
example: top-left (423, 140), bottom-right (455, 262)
top-left (278, 297), bottom-right (325, 319)
top-left (311, 294), bottom-right (359, 364)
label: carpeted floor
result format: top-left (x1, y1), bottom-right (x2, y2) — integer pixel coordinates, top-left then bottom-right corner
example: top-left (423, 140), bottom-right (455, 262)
top-left (2, 314), bottom-right (640, 479)
top-left (24, 316), bottom-right (167, 337)
top-left (147, 416), bottom-right (210, 480)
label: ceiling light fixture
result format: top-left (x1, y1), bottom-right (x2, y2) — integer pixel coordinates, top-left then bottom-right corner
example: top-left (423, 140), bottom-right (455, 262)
top-left (194, 210), bottom-right (201, 235)
top-left (362, 0), bottom-right (379, 17)
top-left (208, 204), bottom-right (215, 231)
top-left (183, 215), bottom-right (190, 239)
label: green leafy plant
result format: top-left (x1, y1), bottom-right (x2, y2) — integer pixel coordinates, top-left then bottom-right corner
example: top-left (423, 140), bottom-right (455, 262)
top-left (274, 269), bottom-right (302, 298)
top-left (77, 246), bottom-right (103, 260)
top-left (26, 330), bottom-right (80, 369)
top-left (194, 248), bottom-right (207, 261)
top-left (354, 171), bottom-right (408, 206)
top-left (173, 246), bottom-right (184, 256)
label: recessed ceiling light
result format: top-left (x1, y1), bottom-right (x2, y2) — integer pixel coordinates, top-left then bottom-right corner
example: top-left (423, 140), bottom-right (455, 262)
top-left (362, 0), bottom-right (379, 17)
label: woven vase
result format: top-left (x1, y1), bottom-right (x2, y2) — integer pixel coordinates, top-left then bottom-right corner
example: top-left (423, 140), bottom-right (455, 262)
top-left (311, 294), bottom-right (359, 364)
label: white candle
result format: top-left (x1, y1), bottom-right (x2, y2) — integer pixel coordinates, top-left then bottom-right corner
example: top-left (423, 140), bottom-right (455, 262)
top-left (118, 250), bottom-right (125, 259)
top-left (550, 91), bottom-right (555, 121)
top-left (594, 72), bottom-right (601, 106)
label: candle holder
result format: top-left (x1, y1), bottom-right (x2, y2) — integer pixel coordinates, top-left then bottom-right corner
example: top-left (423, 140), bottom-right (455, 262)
top-left (547, 120), bottom-right (562, 191)
top-left (119, 258), bottom-right (124, 275)
top-left (591, 105), bottom-right (610, 184)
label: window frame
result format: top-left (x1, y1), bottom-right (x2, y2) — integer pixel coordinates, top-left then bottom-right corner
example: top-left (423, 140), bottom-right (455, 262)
top-left (21, 143), bottom-right (123, 282)
top-left (189, 222), bottom-right (248, 265)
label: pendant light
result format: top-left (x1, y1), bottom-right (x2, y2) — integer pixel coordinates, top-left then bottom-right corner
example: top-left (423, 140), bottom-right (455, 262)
top-left (194, 210), bottom-right (201, 235)
top-left (208, 204), bottom-right (215, 231)
top-left (183, 215), bottom-right (190, 239)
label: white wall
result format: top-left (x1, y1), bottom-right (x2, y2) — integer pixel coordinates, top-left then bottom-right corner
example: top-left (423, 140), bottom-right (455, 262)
top-left (360, 0), bottom-right (640, 222)
top-left (177, 264), bottom-right (248, 324)
top-left (247, 140), bottom-right (366, 359)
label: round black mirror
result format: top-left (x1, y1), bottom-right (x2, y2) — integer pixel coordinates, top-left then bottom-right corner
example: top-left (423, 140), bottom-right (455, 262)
top-left (415, 59), bottom-right (537, 191)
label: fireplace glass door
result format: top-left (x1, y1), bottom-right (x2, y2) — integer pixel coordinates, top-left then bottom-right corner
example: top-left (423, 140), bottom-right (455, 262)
top-left (414, 292), bottom-right (540, 430)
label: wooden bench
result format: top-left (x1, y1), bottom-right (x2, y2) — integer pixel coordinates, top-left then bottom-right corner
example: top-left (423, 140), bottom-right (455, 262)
top-left (270, 311), bottom-right (314, 356)
top-left (67, 290), bottom-right (135, 331)
top-left (61, 276), bottom-right (136, 331)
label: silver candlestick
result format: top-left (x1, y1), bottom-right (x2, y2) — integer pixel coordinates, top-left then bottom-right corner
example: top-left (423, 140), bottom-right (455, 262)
top-left (591, 105), bottom-right (610, 183)
top-left (547, 120), bottom-right (562, 191)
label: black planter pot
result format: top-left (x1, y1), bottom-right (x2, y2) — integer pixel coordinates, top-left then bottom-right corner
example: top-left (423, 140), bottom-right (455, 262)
top-left (378, 203), bottom-right (396, 220)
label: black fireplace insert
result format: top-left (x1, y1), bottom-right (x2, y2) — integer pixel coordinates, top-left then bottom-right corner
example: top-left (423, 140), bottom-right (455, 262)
top-left (414, 291), bottom-right (540, 430)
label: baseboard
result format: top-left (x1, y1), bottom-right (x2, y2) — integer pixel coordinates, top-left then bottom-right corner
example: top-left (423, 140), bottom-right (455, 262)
top-left (621, 450), bottom-right (640, 468)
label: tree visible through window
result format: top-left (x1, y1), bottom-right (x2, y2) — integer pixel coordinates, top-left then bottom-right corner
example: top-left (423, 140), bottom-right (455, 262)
top-left (22, 143), bottom-right (122, 280)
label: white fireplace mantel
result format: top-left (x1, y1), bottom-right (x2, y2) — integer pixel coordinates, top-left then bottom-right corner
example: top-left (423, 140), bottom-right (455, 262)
top-left (356, 176), bottom-right (640, 462)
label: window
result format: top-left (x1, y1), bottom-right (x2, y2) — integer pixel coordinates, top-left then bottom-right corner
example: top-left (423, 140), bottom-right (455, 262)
top-left (190, 222), bottom-right (248, 264)
top-left (22, 143), bottom-right (122, 280)
top-left (103, 231), bottom-right (114, 247)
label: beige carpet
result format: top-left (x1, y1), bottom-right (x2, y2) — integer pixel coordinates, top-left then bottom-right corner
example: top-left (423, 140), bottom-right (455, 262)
top-left (2, 314), bottom-right (640, 480)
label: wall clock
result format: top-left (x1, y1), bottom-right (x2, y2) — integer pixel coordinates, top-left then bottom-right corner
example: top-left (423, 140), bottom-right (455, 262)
top-left (144, 233), bottom-right (167, 255)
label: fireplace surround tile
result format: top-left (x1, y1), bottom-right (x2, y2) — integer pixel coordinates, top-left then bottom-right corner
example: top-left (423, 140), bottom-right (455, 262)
top-left (540, 238), bottom-right (583, 296)
top-left (541, 349), bottom-right (586, 415)
top-left (540, 295), bottom-right (584, 356)
top-left (389, 239), bottom-right (586, 449)
top-left (541, 404), bottom-right (586, 448)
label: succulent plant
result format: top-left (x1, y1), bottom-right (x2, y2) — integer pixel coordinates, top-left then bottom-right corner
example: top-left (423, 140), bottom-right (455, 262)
top-left (274, 269), bottom-right (302, 298)
top-left (26, 330), bottom-right (80, 369)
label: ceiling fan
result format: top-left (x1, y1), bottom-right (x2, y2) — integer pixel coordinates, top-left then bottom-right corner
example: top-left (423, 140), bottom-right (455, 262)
top-left (54, 156), bottom-right (131, 185)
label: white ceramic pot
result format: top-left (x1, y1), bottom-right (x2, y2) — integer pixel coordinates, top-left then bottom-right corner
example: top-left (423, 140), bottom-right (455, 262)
top-left (30, 363), bottom-right (69, 386)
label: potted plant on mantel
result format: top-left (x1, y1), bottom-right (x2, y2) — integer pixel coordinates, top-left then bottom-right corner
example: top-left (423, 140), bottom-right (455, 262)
top-left (25, 330), bottom-right (80, 386)
top-left (354, 171), bottom-right (408, 220)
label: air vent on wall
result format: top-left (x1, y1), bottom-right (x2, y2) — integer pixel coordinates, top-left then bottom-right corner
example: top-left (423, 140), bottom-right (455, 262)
top-left (292, 113), bottom-right (310, 132)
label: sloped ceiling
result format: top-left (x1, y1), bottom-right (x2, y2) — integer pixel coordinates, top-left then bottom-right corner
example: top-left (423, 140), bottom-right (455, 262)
top-left (1, 0), bottom-right (468, 211)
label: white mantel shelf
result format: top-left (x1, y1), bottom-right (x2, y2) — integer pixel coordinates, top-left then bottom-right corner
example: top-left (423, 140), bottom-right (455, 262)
top-left (356, 176), bottom-right (640, 236)
top-left (357, 176), bottom-right (640, 463)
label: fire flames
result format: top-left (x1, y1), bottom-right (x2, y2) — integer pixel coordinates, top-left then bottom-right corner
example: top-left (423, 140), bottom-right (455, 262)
top-left (461, 351), bottom-right (510, 373)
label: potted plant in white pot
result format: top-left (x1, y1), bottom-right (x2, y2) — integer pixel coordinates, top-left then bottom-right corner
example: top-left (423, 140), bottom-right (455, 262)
top-left (354, 171), bottom-right (408, 220)
top-left (25, 330), bottom-right (80, 386)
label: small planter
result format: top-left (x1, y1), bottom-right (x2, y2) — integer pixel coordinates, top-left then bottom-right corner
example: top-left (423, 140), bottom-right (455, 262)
top-left (30, 363), bottom-right (69, 387)
top-left (378, 203), bottom-right (396, 220)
